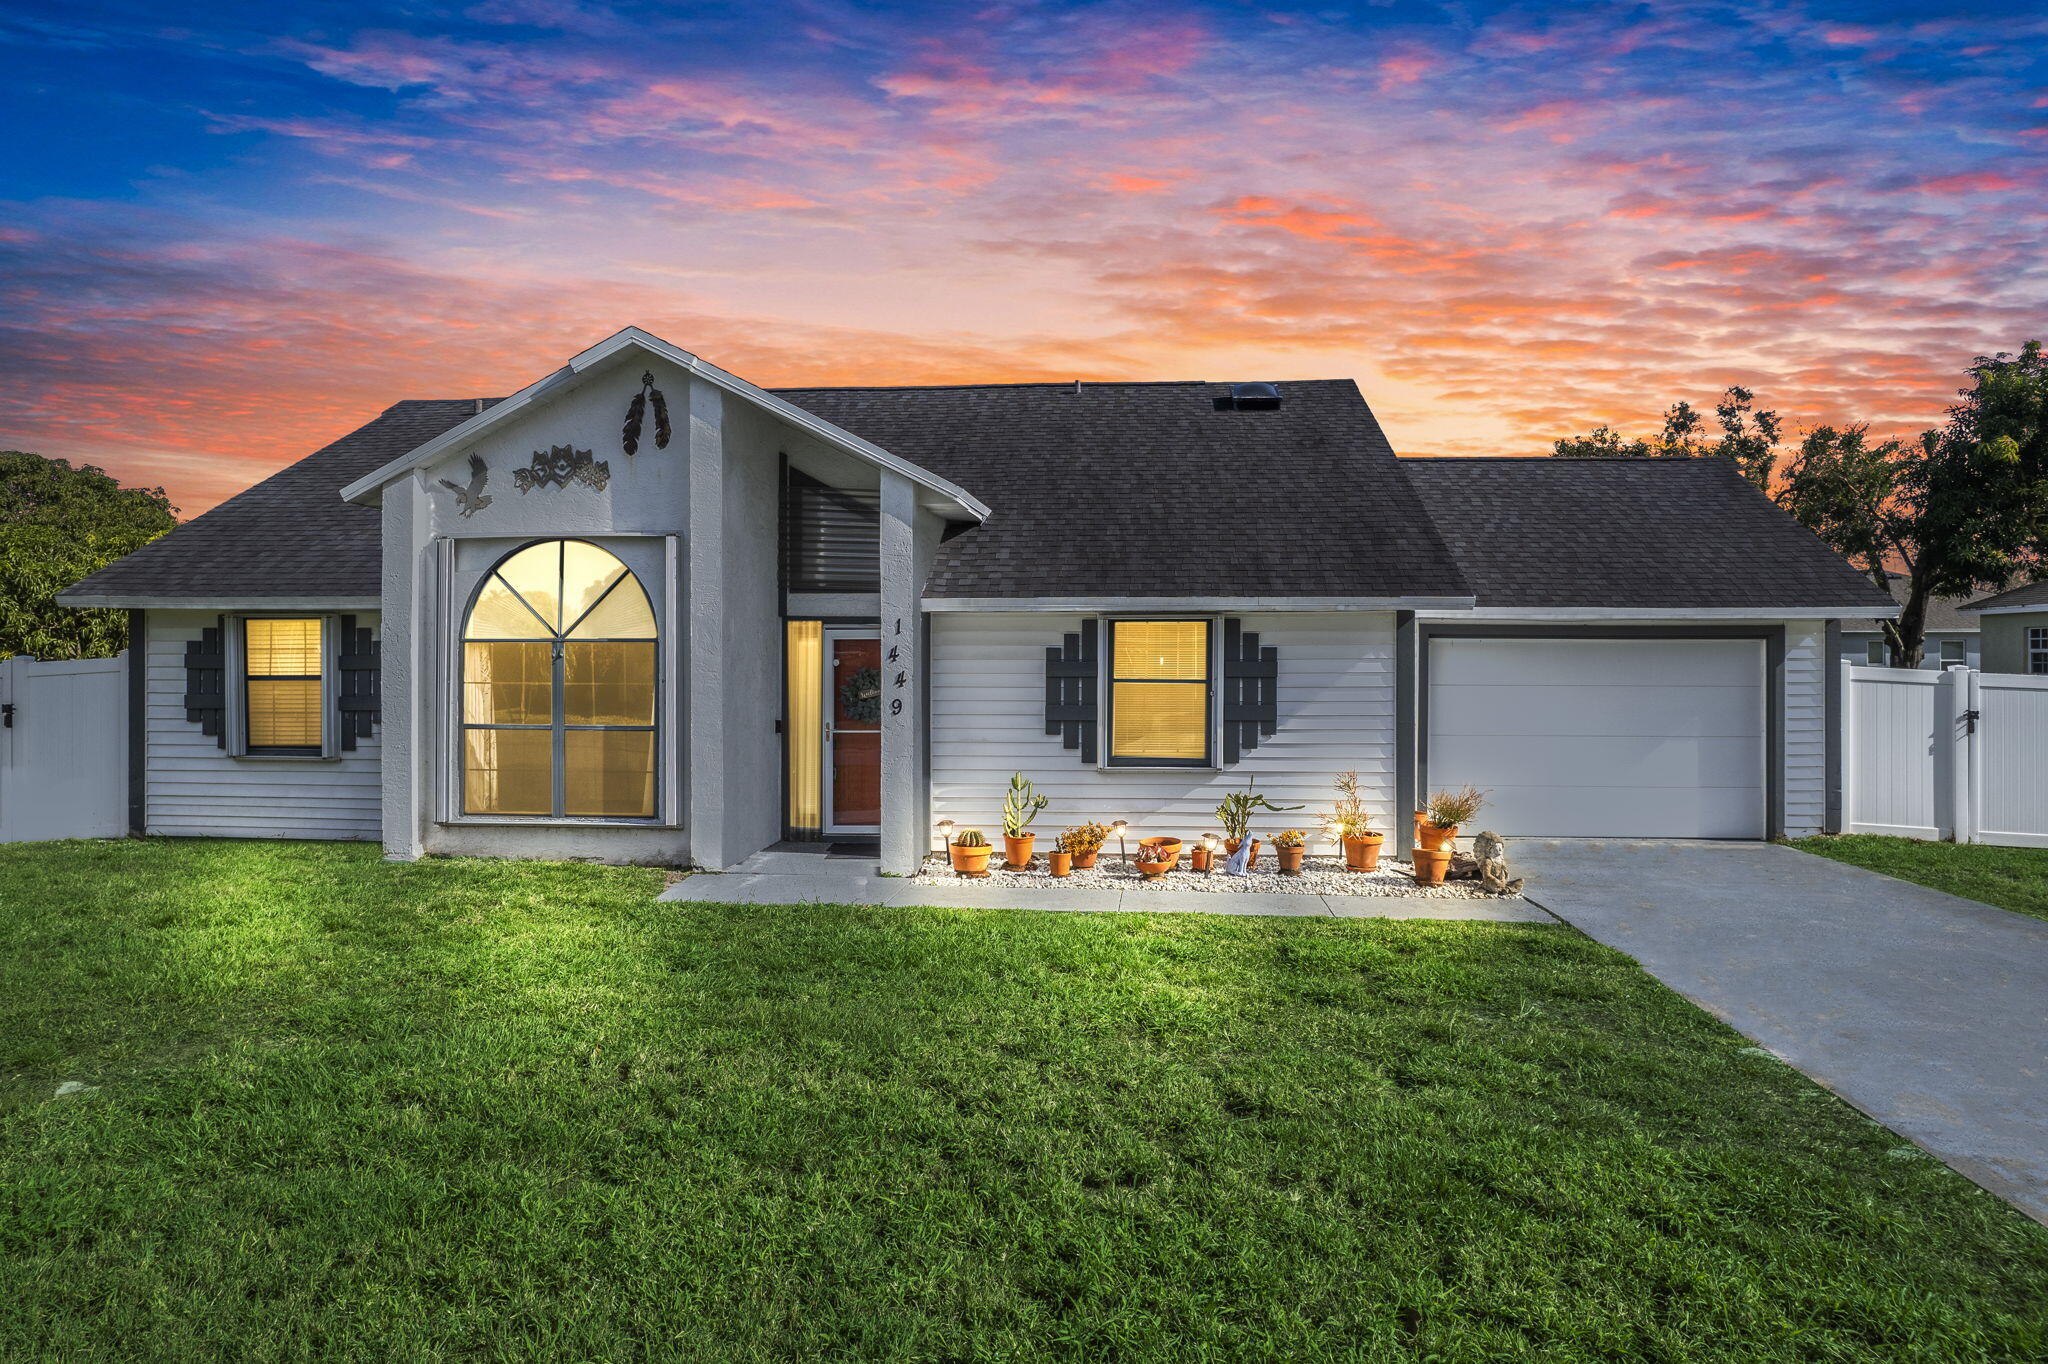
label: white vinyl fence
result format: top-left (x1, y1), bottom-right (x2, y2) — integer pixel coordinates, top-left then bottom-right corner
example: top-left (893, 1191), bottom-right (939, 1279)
top-left (0, 653), bottom-right (127, 844)
top-left (1841, 663), bottom-right (2048, 847)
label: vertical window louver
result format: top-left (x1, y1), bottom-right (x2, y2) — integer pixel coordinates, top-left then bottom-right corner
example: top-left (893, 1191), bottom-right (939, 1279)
top-left (782, 469), bottom-right (880, 593)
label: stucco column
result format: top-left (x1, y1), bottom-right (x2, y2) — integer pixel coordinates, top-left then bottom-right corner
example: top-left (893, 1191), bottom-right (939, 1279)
top-left (379, 480), bottom-right (431, 861)
top-left (685, 379), bottom-right (727, 868)
top-left (878, 471), bottom-right (929, 875)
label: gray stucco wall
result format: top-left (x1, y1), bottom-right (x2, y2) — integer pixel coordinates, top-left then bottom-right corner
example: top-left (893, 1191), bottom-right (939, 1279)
top-left (375, 350), bottom-right (796, 867)
top-left (1981, 611), bottom-right (2048, 675)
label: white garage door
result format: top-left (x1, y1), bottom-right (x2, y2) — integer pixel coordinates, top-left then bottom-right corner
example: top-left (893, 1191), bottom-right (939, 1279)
top-left (1427, 637), bottom-right (1767, 839)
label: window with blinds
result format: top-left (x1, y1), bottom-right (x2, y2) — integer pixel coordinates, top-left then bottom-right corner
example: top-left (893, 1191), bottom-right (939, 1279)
top-left (782, 469), bottom-right (879, 593)
top-left (1107, 619), bottom-right (1211, 766)
top-left (244, 618), bottom-right (325, 753)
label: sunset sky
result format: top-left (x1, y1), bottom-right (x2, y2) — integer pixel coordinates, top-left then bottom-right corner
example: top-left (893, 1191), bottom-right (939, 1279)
top-left (3, 0), bottom-right (2044, 515)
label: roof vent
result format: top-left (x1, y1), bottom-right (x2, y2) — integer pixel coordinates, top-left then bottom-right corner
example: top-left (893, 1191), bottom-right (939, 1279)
top-left (1218, 381), bottom-right (1281, 411)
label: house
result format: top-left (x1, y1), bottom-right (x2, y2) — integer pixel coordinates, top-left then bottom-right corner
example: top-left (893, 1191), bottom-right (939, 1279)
top-left (1963, 580), bottom-right (2048, 675)
top-left (59, 327), bottom-right (1894, 872)
top-left (1837, 574), bottom-right (1980, 669)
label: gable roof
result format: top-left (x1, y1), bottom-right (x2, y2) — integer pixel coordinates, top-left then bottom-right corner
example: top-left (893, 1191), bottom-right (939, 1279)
top-left (336, 327), bottom-right (988, 520)
top-left (1842, 574), bottom-right (1981, 632)
top-left (769, 379), bottom-right (1472, 602)
top-left (1400, 457), bottom-right (1897, 613)
top-left (1964, 579), bottom-right (2048, 613)
top-left (62, 399), bottom-right (495, 605)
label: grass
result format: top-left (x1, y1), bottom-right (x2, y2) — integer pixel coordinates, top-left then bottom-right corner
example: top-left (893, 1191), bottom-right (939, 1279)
top-left (2, 839), bottom-right (2044, 1363)
top-left (1789, 834), bottom-right (2048, 924)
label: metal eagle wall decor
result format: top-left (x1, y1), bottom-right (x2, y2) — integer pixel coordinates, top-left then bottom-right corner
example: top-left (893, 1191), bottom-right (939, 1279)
top-left (436, 453), bottom-right (493, 517)
top-left (622, 371), bottom-right (671, 455)
top-left (513, 445), bottom-right (610, 494)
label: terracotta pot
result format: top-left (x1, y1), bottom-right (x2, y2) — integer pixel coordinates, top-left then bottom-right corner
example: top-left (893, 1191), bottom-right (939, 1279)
top-left (1224, 837), bottom-right (1262, 868)
top-left (1344, 834), bottom-right (1384, 872)
top-left (1418, 823), bottom-right (1459, 852)
top-left (1003, 832), bottom-right (1035, 869)
top-left (1190, 846), bottom-right (1211, 872)
top-left (949, 841), bottom-right (994, 874)
top-left (1411, 848), bottom-right (1453, 885)
top-left (1275, 844), bottom-right (1305, 874)
top-left (1137, 837), bottom-right (1183, 870)
top-left (1072, 851), bottom-right (1099, 869)
top-left (1049, 851), bottom-right (1073, 878)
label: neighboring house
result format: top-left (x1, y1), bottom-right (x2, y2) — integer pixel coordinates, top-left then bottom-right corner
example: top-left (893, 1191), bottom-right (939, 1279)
top-left (59, 327), bottom-right (1894, 872)
top-left (1838, 573), bottom-right (1980, 669)
top-left (1963, 580), bottom-right (2048, 675)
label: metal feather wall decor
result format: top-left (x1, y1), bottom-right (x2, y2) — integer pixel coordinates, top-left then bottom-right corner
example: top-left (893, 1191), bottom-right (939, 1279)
top-left (513, 445), bottom-right (610, 493)
top-left (436, 453), bottom-right (493, 517)
top-left (621, 371), bottom-right (671, 455)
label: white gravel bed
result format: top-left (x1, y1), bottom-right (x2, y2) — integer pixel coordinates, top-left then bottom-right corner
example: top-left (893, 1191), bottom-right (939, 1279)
top-left (913, 853), bottom-right (1503, 899)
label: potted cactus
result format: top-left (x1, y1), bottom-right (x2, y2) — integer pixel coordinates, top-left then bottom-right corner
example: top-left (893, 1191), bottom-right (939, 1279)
top-left (948, 828), bottom-right (993, 875)
top-left (1272, 828), bottom-right (1308, 875)
top-left (1326, 770), bottom-right (1383, 871)
top-left (1418, 785), bottom-right (1485, 851)
top-left (1000, 772), bottom-right (1051, 869)
top-left (1215, 786), bottom-right (1303, 869)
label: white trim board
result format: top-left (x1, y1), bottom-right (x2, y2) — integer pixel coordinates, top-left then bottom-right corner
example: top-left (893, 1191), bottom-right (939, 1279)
top-left (1415, 606), bottom-right (1891, 622)
top-left (923, 595), bottom-right (1475, 613)
top-left (338, 326), bottom-right (990, 521)
top-left (58, 595), bottom-right (380, 611)
top-left (1967, 603), bottom-right (2048, 617)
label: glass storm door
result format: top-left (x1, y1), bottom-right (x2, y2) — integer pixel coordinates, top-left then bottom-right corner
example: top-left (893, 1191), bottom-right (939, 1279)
top-left (822, 628), bottom-right (882, 834)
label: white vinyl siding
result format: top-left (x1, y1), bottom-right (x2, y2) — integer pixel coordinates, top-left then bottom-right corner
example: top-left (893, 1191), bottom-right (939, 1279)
top-left (1782, 621), bottom-right (1827, 838)
top-left (931, 612), bottom-right (1397, 842)
top-left (143, 609), bottom-right (382, 840)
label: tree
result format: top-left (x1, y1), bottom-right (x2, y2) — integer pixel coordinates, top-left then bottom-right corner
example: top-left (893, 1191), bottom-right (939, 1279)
top-left (1776, 343), bottom-right (2048, 667)
top-left (0, 451), bottom-right (178, 660)
top-left (1552, 387), bottom-right (1783, 488)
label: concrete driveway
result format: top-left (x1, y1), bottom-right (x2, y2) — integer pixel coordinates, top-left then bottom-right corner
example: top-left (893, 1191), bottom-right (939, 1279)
top-left (1513, 839), bottom-right (2048, 1225)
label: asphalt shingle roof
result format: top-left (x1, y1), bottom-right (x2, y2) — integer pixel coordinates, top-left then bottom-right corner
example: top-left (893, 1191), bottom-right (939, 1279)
top-left (1399, 456), bottom-right (1896, 611)
top-left (767, 380), bottom-right (1469, 600)
top-left (65, 400), bottom-right (497, 602)
top-left (64, 383), bottom-right (1894, 614)
top-left (1965, 579), bottom-right (2048, 611)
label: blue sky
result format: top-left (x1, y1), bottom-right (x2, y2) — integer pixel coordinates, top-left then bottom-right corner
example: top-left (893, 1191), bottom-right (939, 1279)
top-left (3, 0), bottom-right (2044, 510)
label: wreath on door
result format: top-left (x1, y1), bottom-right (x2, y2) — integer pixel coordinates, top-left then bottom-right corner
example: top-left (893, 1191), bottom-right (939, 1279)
top-left (838, 667), bottom-right (882, 723)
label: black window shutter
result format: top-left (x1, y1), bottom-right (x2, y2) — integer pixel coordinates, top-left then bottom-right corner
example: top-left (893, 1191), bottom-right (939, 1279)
top-left (183, 617), bottom-right (227, 749)
top-left (337, 615), bottom-right (380, 751)
top-left (1222, 618), bottom-right (1278, 764)
top-left (1045, 620), bottom-right (1099, 764)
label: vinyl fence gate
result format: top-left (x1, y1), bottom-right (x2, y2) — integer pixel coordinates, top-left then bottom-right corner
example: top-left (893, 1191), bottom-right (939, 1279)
top-left (1840, 663), bottom-right (2048, 848)
top-left (0, 653), bottom-right (128, 844)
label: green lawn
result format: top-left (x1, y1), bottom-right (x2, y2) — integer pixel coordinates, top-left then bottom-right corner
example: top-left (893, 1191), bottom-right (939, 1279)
top-left (2, 840), bottom-right (2044, 1362)
top-left (1790, 834), bottom-right (2048, 923)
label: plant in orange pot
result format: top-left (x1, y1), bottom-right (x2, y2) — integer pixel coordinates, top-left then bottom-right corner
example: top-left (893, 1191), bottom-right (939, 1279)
top-left (1418, 785), bottom-right (1485, 851)
top-left (1058, 822), bottom-right (1109, 869)
top-left (1134, 836), bottom-right (1182, 878)
top-left (949, 829), bottom-right (993, 875)
top-left (1216, 787), bottom-right (1302, 870)
top-left (1326, 770), bottom-right (1383, 871)
top-left (1000, 772), bottom-right (1051, 869)
top-left (1048, 850), bottom-right (1073, 877)
top-left (1272, 828), bottom-right (1307, 875)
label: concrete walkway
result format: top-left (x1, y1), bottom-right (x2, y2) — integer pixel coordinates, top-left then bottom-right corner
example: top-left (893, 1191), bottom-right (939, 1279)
top-left (658, 846), bottom-right (1549, 921)
top-left (1513, 839), bottom-right (2048, 1225)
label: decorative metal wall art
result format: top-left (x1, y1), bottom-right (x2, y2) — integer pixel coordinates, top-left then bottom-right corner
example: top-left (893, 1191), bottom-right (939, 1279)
top-left (513, 445), bottom-right (610, 494)
top-left (622, 371), bottom-right (671, 455)
top-left (436, 453), bottom-right (493, 517)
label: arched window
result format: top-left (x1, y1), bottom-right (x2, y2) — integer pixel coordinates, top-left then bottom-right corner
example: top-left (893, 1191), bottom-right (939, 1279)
top-left (461, 540), bottom-right (657, 818)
